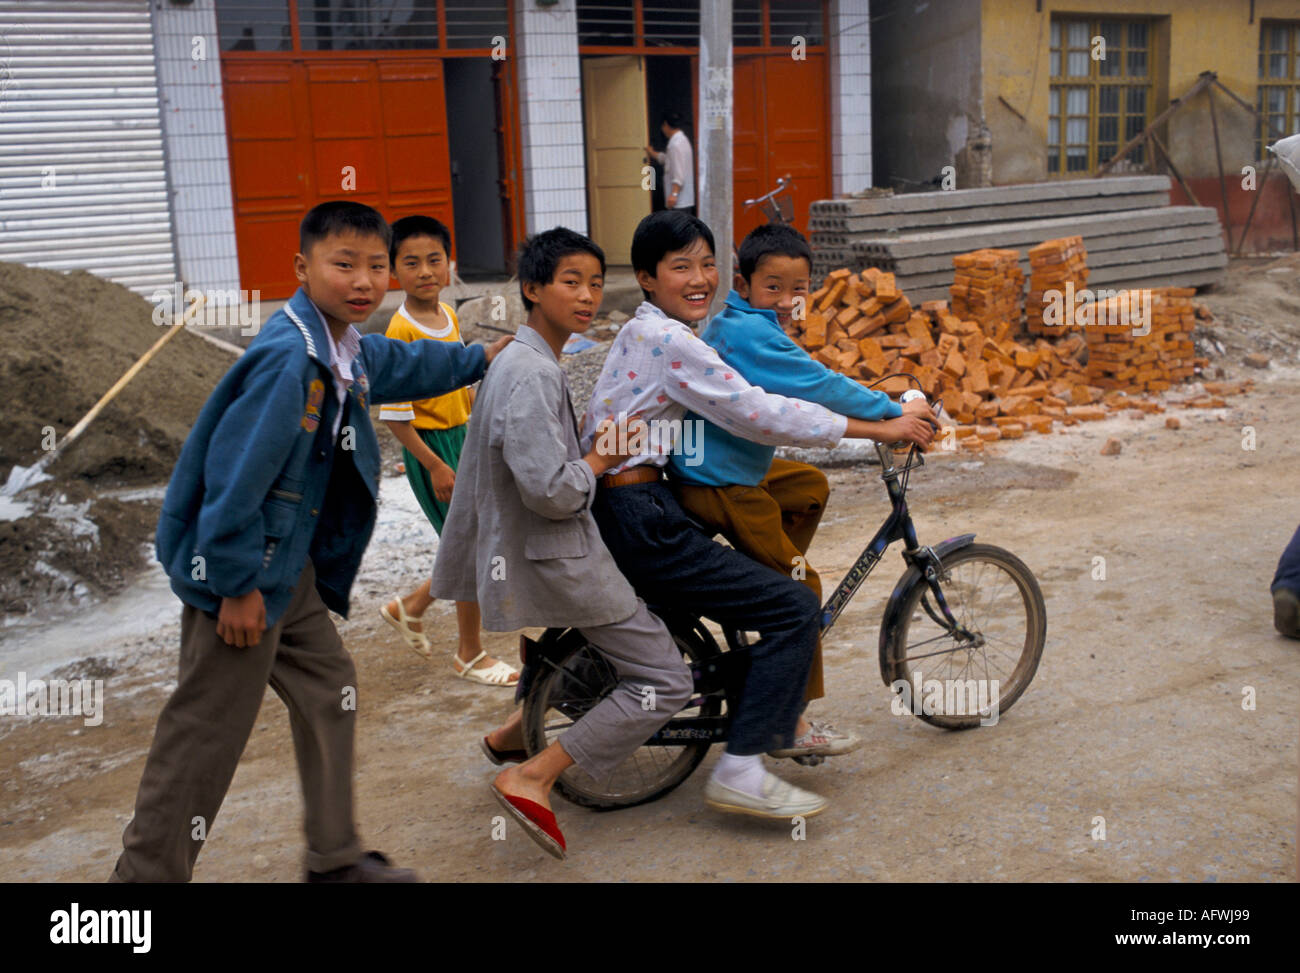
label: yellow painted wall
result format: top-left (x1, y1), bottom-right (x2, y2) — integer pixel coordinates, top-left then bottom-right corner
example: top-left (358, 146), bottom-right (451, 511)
top-left (981, 0), bottom-right (1296, 183)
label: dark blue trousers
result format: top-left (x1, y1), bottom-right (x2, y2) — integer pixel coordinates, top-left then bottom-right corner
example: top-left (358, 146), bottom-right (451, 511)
top-left (592, 480), bottom-right (819, 755)
top-left (1273, 524), bottom-right (1300, 594)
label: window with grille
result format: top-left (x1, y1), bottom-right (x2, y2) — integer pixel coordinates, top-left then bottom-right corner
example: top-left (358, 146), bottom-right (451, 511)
top-left (445, 1), bottom-right (509, 50)
top-left (1258, 21), bottom-right (1300, 159)
top-left (577, 0), bottom-right (636, 46)
top-left (1048, 17), bottom-right (1154, 174)
top-left (768, 0), bottom-right (822, 46)
top-left (642, 0), bottom-right (698, 47)
top-left (296, 0), bottom-right (439, 51)
top-left (216, 0), bottom-right (292, 52)
top-left (575, 1), bottom-right (824, 50)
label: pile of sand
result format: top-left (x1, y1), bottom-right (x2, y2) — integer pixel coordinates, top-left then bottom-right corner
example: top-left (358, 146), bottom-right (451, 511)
top-left (0, 262), bottom-right (235, 482)
top-left (0, 262), bottom-right (237, 619)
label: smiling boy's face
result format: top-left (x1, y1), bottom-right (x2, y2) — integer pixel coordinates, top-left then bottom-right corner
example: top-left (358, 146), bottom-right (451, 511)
top-left (294, 230), bottom-right (390, 334)
top-left (736, 253), bottom-right (811, 330)
top-left (393, 234), bottom-right (450, 310)
top-left (636, 235), bottom-right (718, 325)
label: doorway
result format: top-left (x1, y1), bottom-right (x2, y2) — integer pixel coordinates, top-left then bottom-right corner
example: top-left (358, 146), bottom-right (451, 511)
top-left (444, 58), bottom-right (507, 276)
top-left (644, 55), bottom-right (694, 213)
top-left (581, 55), bottom-right (651, 265)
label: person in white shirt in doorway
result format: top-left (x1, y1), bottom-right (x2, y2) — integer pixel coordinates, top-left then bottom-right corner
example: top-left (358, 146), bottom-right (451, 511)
top-left (645, 109), bottom-right (696, 215)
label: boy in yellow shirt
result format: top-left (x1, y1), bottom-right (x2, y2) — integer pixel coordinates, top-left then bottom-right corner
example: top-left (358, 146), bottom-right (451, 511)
top-left (379, 216), bottom-right (518, 687)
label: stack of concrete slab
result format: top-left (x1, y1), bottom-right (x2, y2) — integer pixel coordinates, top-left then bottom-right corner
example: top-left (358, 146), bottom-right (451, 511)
top-left (809, 176), bottom-right (1226, 303)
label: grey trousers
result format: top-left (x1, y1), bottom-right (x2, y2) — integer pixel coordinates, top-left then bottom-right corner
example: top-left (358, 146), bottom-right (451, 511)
top-left (111, 560), bottom-right (363, 882)
top-left (558, 599), bottom-right (694, 779)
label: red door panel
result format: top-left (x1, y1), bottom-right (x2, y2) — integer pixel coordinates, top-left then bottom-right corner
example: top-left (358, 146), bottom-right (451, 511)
top-left (222, 55), bottom-right (454, 297)
top-left (762, 54), bottom-right (828, 234)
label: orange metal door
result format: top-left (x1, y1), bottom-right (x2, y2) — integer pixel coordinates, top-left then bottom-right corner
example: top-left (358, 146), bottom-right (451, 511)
top-left (730, 53), bottom-right (829, 241)
top-left (221, 56), bottom-right (453, 298)
top-left (222, 59), bottom-right (311, 298)
top-left (762, 53), bottom-right (828, 235)
top-left (732, 56), bottom-right (766, 241)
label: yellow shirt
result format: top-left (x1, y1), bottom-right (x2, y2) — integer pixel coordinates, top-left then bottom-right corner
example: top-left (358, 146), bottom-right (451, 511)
top-left (378, 301), bottom-right (472, 430)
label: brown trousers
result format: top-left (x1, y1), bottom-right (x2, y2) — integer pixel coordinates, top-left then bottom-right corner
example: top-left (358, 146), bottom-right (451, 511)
top-left (112, 560), bottom-right (362, 881)
top-left (672, 458), bottom-right (829, 702)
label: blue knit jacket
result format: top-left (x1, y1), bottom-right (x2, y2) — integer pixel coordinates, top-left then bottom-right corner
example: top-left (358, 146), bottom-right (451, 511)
top-left (156, 288), bottom-right (486, 625)
top-left (668, 290), bottom-right (902, 486)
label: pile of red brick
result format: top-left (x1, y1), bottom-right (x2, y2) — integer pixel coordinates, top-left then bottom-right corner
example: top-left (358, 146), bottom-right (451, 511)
top-left (1025, 236), bottom-right (1088, 335)
top-left (950, 248), bottom-right (1024, 332)
top-left (786, 257), bottom-right (1238, 453)
top-left (1083, 287), bottom-right (1206, 394)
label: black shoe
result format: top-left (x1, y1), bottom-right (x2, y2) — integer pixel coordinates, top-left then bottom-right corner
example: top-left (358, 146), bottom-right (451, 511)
top-left (305, 850), bottom-right (420, 883)
top-left (1274, 588), bottom-right (1300, 640)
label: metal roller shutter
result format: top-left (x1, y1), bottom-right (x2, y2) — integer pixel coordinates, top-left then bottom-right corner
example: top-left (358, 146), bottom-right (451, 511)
top-left (0, 0), bottom-right (177, 295)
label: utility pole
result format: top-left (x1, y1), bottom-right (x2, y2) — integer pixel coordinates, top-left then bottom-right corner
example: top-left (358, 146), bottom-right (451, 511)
top-left (698, 0), bottom-right (733, 302)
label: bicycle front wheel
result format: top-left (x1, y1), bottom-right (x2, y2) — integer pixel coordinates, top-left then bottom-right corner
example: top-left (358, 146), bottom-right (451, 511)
top-left (883, 543), bottom-right (1046, 729)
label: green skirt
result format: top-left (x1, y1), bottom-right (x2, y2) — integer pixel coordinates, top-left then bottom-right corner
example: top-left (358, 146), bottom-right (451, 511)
top-left (402, 422), bottom-right (468, 535)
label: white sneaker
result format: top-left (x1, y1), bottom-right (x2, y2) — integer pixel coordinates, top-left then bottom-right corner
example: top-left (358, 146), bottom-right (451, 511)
top-left (704, 770), bottom-right (828, 819)
top-left (768, 719), bottom-right (863, 758)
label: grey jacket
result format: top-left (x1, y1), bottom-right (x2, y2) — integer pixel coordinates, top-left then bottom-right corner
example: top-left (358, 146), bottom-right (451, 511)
top-left (431, 325), bottom-right (638, 631)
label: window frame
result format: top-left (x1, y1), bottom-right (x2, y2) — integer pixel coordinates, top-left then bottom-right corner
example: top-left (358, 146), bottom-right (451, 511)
top-left (1047, 15), bottom-right (1157, 177)
top-left (1257, 20), bottom-right (1300, 159)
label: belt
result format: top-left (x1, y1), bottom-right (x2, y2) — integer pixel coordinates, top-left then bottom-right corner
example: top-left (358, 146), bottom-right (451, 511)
top-left (599, 466), bottom-right (662, 489)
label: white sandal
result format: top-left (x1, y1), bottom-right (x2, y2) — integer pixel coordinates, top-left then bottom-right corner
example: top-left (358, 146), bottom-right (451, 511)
top-left (452, 650), bottom-right (519, 687)
top-left (380, 597), bottom-right (432, 659)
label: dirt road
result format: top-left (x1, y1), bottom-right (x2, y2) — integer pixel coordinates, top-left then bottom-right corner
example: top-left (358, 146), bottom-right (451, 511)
top-left (1, 369), bottom-right (1296, 883)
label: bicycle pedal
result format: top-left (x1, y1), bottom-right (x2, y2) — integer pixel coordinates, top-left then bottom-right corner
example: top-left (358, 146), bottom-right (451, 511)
top-left (792, 754), bottom-right (825, 767)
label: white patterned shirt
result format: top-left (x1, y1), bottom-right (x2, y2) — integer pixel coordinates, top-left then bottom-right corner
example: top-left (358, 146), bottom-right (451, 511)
top-left (580, 302), bottom-right (846, 474)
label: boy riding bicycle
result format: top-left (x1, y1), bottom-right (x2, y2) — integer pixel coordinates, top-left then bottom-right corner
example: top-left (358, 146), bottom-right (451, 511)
top-left (667, 223), bottom-right (936, 755)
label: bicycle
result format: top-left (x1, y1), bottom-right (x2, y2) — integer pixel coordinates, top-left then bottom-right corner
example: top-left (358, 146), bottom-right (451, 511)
top-left (514, 393), bottom-right (1047, 810)
top-left (743, 173), bottom-right (797, 224)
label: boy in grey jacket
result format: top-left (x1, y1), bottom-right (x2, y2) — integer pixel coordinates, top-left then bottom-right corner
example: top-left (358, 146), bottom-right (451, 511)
top-left (431, 228), bottom-right (691, 859)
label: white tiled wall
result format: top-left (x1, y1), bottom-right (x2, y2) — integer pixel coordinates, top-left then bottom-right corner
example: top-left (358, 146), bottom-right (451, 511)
top-left (150, 0), bottom-right (241, 293)
top-left (514, 0), bottom-right (589, 235)
top-left (829, 0), bottom-right (873, 195)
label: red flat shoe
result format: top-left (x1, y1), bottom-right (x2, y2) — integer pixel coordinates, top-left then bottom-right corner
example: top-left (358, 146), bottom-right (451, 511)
top-left (481, 735), bottom-right (528, 766)
top-left (490, 784), bottom-right (566, 860)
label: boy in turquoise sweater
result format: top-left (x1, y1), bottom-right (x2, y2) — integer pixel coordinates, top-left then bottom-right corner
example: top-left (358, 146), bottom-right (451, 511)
top-left (667, 223), bottom-right (935, 755)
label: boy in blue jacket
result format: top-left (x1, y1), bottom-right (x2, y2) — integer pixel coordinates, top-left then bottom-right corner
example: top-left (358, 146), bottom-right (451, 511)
top-left (110, 201), bottom-right (509, 883)
top-left (667, 223), bottom-right (934, 758)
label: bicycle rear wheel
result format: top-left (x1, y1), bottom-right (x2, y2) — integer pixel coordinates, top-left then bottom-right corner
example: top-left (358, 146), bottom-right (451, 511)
top-left (521, 622), bottom-right (723, 810)
top-left (883, 543), bottom-right (1046, 729)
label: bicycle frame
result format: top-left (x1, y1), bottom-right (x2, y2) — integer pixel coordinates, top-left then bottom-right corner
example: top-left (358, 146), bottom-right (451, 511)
top-left (528, 441), bottom-right (976, 748)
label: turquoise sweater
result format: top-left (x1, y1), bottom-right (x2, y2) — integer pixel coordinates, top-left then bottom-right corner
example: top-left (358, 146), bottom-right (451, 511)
top-left (667, 290), bottom-right (902, 487)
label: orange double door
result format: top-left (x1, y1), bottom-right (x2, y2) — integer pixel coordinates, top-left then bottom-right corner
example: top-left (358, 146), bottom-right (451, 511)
top-left (732, 53), bottom-right (830, 242)
top-left (223, 56), bottom-right (520, 298)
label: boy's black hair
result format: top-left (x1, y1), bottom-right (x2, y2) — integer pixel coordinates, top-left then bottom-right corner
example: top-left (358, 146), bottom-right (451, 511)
top-left (299, 200), bottom-right (390, 255)
top-left (389, 214), bottom-right (452, 265)
top-left (630, 210), bottom-right (715, 299)
top-left (516, 227), bottom-right (606, 311)
top-left (660, 109), bottom-right (684, 130)
top-left (737, 223), bottom-right (814, 282)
